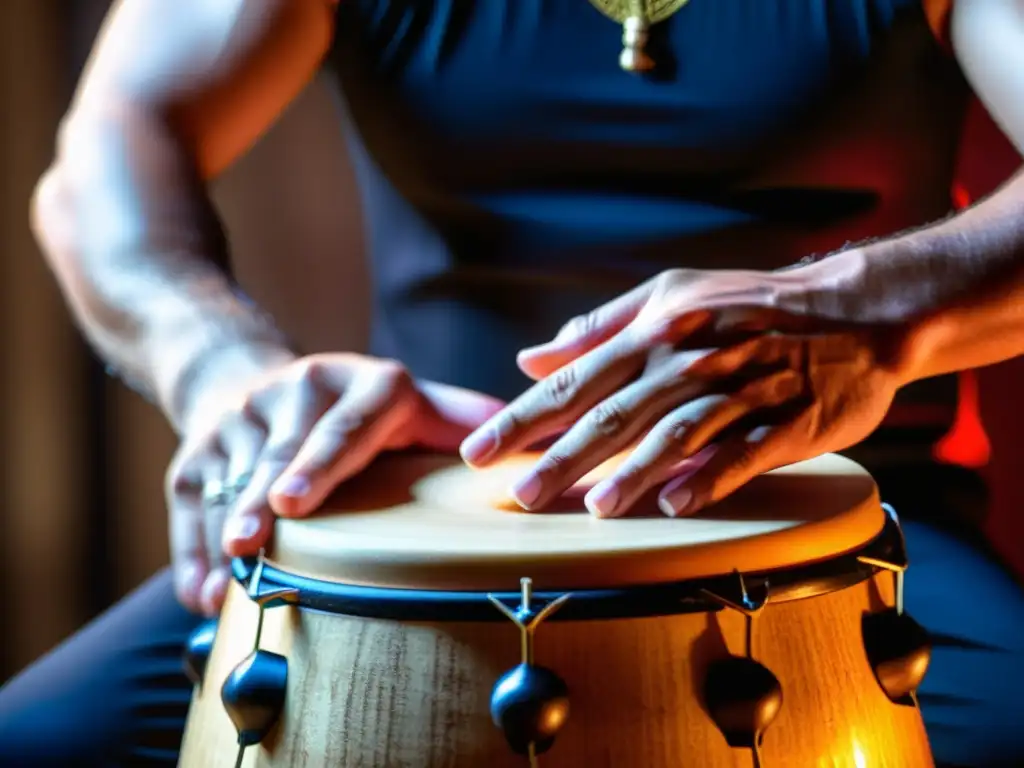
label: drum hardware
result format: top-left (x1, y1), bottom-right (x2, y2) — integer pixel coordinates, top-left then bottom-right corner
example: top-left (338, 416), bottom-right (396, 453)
top-left (488, 578), bottom-right (573, 765)
top-left (183, 619), bottom-right (219, 688)
top-left (700, 571), bottom-right (782, 768)
top-left (180, 454), bottom-right (936, 767)
top-left (857, 505), bottom-right (932, 706)
top-left (221, 551), bottom-right (299, 768)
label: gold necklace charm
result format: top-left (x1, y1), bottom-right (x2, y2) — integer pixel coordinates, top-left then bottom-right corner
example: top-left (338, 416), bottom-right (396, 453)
top-left (587, 0), bottom-right (691, 73)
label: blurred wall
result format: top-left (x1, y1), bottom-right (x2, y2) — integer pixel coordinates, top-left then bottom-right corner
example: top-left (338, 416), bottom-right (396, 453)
top-left (1, 0), bottom-right (91, 681)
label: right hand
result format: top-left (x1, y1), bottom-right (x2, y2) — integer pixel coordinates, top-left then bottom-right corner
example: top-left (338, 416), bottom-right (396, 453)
top-left (166, 351), bottom-right (504, 616)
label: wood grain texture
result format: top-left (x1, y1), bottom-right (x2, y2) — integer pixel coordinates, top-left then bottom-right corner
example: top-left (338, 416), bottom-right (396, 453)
top-left (182, 451), bottom-right (930, 766)
top-left (182, 571), bottom-right (933, 767)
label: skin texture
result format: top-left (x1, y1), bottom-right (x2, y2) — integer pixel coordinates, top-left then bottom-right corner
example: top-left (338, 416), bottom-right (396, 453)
top-left (32, 0), bottom-right (1024, 615)
top-left (32, 0), bottom-right (503, 616)
top-left (460, 1), bottom-right (1024, 518)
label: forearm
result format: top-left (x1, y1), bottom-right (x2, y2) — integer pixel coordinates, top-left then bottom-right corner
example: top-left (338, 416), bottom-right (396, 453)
top-left (786, 169), bottom-right (1024, 383)
top-left (34, 106), bottom-right (294, 432)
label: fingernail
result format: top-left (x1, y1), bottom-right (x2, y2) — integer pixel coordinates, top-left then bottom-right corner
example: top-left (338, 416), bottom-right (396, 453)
top-left (659, 475), bottom-right (695, 517)
top-left (224, 514), bottom-right (261, 543)
top-left (270, 475), bottom-right (310, 499)
top-left (510, 472), bottom-right (543, 509)
top-left (460, 428), bottom-right (498, 465)
top-left (586, 480), bottom-right (620, 518)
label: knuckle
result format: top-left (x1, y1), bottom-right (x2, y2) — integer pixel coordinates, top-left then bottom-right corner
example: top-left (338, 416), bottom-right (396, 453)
top-left (375, 360), bottom-right (414, 396)
top-left (262, 434), bottom-right (307, 463)
top-left (165, 466), bottom-right (189, 504)
top-left (534, 451), bottom-right (573, 479)
top-left (564, 312), bottom-right (597, 341)
top-left (234, 397), bottom-right (262, 424)
top-left (303, 425), bottom-right (358, 467)
top-left (545, 364), bottom-right (580, 407)
top-left (291, 357), bottom-right (324, 383)
top-left (165, 449), bottom-right (202, 501)
top-left (588, 400), bottom-right (630, 437)
top-left (491, 408), bottom-right (523, 448)
top-left (660, 268), bottom-right (688, 286)
top-left (658, 414), bottom-right (696, 447)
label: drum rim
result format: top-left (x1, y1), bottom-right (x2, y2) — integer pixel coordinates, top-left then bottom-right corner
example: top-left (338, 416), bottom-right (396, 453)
top-left (269, 453), bottom-right (884, 591)
top-left (230, 505), bottom-right (906, 622)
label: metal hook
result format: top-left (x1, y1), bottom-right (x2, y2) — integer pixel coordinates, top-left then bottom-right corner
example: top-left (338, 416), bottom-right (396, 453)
top-left (700, 570), bottom-right (769, 658)
top-left (489, 578), bottom-right (571, 665)
top-left (857, 504), bottom-right (909, 614)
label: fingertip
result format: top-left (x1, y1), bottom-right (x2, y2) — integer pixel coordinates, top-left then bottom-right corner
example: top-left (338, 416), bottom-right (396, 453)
top-left (222, 511), bottom-right (272, 555)
top-left (516, 348), bottom-right (557, 380)
top-left (174, 560), bottom-right (206, 613)
top-left (268, 492), bottom-right (310, 518)
top-left (268, 474), bottom-right (313, 517)
top-left (459, 428), bottom-right (498, 467)
top-left (199, 568), bottom-right (230, 617)
top-left (585, 480), bottom-right (621, 519)
top-left (658, 484), bottom-right (696, 517)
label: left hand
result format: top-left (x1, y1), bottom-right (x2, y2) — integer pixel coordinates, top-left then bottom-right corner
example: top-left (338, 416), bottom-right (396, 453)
top-left (460, 268), bottom-right (909, 518)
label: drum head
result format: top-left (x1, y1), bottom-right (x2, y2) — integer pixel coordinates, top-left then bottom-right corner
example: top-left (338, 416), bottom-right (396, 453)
top-left (269, 451), bottom-right (883, 591)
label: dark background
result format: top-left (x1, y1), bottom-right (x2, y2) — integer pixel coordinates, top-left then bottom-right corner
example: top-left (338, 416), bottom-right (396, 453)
top-left (1, 0), bottom-right (1021, 684)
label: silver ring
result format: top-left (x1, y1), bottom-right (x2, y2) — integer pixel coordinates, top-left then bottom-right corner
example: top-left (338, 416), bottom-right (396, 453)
top-left (201, 470), bottom-right (254, 508)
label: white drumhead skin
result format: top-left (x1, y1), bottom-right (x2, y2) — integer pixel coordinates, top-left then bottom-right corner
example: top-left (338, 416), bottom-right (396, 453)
top-left (269, 451), bottom-right (883, 591)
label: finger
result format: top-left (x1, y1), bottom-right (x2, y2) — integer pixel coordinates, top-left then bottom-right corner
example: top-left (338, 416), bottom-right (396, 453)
top-left (268, 364), bottom-right (419, 518)
top-left (584, 371), bottom-right (801, 517)
top-left (461, 330), bottom-right (647, 467)
top-left (505, 363), bottom-right (708, 511)
top-left (210, 412), bottom-right (267, 600)
top-left (516, 279), bottom-right (658, 379)
top-left (658, 423), bottom-right (796, 516)
top-left (223, 381), bottom-right (326, 553)
top-left (198, 568), bottom-right (232, 619)
top-left (199, 462), bottom-right (231, 615)
top-left (166, 444), bottom-right (225, 613)
top-left (413, 380), bottom-right (506, 450)
top-left (685, 335), bottom-right (802, 380)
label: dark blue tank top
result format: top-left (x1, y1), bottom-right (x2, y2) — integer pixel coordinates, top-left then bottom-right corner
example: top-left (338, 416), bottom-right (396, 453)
top-left (326, 0), bottom-right (967, 415)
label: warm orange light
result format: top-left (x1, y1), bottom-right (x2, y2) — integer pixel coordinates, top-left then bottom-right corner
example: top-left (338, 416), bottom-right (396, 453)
top-left (853, 742), bottom-right (867, 768)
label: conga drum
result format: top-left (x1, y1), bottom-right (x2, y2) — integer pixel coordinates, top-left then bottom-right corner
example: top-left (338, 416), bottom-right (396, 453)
top-left (179, 452), bottom-right (934, 767)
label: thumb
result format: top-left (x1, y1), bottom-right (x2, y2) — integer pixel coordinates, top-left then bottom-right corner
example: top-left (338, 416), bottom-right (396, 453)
top-left (516, 279), bottom-right (656, 380)
top-left (412, 380), bottom-right (506, 451)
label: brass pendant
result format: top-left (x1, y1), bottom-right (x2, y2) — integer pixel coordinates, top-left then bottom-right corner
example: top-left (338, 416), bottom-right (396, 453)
top-left (587, 0), bottom-right (691, 73)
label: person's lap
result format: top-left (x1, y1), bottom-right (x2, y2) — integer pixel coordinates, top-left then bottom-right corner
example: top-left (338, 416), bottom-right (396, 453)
top-left (2, 522), bottom-right (1022, 767)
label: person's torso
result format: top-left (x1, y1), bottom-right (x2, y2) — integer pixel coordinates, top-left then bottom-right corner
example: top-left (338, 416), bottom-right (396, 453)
top-left (325, 0), bottom-right (966, 410)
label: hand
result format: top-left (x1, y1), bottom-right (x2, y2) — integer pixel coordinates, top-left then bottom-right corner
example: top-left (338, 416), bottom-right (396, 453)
top-left (168, 350), bottom-right (504, 616)
top-left (460, 268), bottom-right (908, 519)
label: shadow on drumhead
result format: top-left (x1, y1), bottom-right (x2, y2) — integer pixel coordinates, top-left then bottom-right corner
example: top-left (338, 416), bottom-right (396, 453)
top-left (491, 484), bottom-right (667, 518)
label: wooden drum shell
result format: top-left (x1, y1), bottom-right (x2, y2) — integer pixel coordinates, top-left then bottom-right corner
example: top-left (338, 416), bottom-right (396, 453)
top-left (181, 569), bottom-right (933, 768)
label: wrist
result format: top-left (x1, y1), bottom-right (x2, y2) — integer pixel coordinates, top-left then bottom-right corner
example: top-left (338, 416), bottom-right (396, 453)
top-left (772, 249), bottom-right (929, 384)
top-left (771, 248), bottom-right (870, 320)
top-left (165, 338), bottom-right (296, 434)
